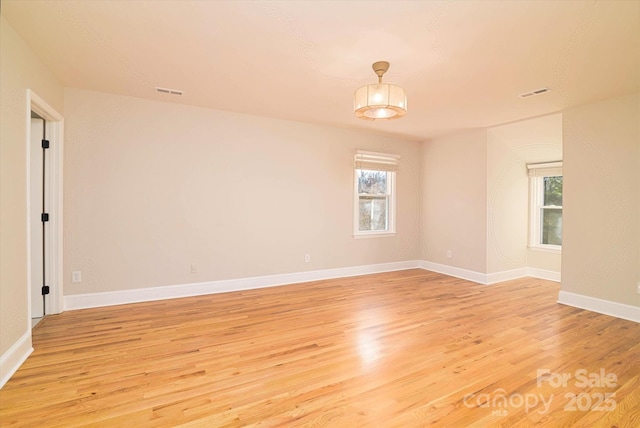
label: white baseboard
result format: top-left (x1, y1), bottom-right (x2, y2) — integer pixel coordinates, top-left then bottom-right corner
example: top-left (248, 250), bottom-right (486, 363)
top-left (418, 260), bottom-right (489, 284)
top-left (419, 261), bottom-right (530, 284)
top-left (557, 291), bottom-right (640, 323)
top-left (527, 267), bottom-right (561, 282)
top-left (419, 261), bottom-right (560, 285)
top-left (486, 267), bottom-right (561, 284)
top-left (0, 330), bottom-right (33, 389)
top-left (486, 268), bottom-right (528, 284)
top-left (64, 260), bottom-right (563, 311)
top-left (64, 260), bottom-right (421, 311)
top-left (66, 259), bottom-right (638, 326)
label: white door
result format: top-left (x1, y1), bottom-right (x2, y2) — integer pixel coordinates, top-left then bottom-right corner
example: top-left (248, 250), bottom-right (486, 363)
top-left (30, 117), bottom-right (46, 318)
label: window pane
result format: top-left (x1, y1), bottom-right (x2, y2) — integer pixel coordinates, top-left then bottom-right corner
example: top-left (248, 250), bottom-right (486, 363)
top-left (543, 176), bottom-right (563, 206)
top-left (358, 170), bottom-right (388, 195)
top-left (359, 196), bottom-right (388, 231)
top-left (541, 208), bottom-right (562, 245)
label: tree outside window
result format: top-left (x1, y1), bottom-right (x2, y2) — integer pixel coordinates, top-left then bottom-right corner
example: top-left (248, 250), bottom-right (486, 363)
top-left (357, 170), bottom-right (389, 232)
top-left (541, 176), bottom-right (562, 246)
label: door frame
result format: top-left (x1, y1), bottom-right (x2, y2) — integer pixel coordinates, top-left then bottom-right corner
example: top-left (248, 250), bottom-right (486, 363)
top-left (26, 90), bottom-right (64, 317)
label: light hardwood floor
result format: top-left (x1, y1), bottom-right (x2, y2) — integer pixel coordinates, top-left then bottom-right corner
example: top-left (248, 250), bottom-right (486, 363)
top-left (1, 269), bottom-right (639, 427)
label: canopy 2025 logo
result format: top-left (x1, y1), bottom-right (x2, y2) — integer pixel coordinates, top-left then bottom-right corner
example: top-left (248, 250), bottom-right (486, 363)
top-left (463, 368), bottom-right (617, 416)
top-left (537, 368), bottom-right (617, 412)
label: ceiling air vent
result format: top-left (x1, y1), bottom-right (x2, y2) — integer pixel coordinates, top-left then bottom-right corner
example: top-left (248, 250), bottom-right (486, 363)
top-left (519, 87), bottom-right (550, 98)
top-left (155, 87), bottom-right (183, 96)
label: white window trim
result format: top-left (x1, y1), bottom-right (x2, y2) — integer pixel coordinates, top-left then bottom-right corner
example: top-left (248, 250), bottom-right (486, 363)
top-left (528, 162), bottom-right (562, 253)
top-left (353, 151), bottom-right (399, 238)
top-left (353, 170), bottom-right (397, 238)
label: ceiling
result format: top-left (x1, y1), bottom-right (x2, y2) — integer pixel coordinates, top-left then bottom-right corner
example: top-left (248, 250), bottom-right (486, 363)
top-left (3, 0), bottom-right (639, 141)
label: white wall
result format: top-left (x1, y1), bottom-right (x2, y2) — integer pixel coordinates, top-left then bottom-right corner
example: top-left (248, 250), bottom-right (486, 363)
top-left (486, 114), bottom-right (563, 274)
top-left (0, 15), bottom-right (63, 377)
top-left (486, 135), bottom-right (528, 273)
top-left (63, 88), bottom-right (422, 295)
top-left (562, 92), bottom-right (639, 307)
top-left (420, 114), bottom-right (562, 279)
top-left (420, 129), bottom-right (488, 273)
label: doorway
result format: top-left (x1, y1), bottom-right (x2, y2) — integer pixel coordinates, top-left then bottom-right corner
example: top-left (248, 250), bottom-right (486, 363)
top-left (30, 112), bottom-right (47, 325)
top-left (27, 90), bottom-right (64, 326)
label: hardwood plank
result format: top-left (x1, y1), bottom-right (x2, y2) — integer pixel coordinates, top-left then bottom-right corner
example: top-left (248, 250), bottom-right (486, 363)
top-left (1, 270), bottom-right (638, 427)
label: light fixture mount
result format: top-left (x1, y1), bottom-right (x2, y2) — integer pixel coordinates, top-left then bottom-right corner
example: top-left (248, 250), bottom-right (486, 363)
top-left (372, 61), bottom-right (390, 81)
top-left (354, 61), bottom-right (407, 121)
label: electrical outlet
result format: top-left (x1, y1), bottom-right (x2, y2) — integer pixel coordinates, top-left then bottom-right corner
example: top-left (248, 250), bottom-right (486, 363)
top-left (447, 250), bottom-right (452, 259)
top-left (304, 254), bottom-right (311, 263)
top-left (190, 263), bottom-right (197, 274)
top-left (72, 271), bottom-right (82, 283)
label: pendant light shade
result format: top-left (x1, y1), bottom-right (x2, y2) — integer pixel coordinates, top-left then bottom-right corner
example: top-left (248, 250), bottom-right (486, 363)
top-left (354, 61), bottom-right (407, 120)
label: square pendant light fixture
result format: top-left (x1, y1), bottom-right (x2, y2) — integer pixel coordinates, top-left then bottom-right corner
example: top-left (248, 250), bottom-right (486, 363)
top-left (354, 61), bottom-right (407, 120)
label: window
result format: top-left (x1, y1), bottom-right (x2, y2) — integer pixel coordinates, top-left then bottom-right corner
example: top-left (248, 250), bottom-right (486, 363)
top-left (528, 162), bottom-right (562, 251)
top-left (354, 151), bottom-right (399, 237)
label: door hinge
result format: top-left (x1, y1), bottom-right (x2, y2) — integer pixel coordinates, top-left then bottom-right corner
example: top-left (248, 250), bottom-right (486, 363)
top-left (41, 213), bottom-right (49, 222)
top-left (42, 139), bottom-right (50, 149)
top-left (42, 285), bottom-right (50, 295)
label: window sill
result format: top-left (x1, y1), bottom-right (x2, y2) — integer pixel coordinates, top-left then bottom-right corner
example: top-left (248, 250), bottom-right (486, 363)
top-left (529, 245), bottom-right (562, 255)
top-left (353, 232), bottom-right (396, 239)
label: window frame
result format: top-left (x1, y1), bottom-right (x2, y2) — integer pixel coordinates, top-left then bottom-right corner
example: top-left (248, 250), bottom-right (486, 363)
top-left (528, 162), bottom-right (563, 253)
top-left (353, 151), bottom-right (399, 239)
top-left (353, 169), bottom-right (396, 238)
